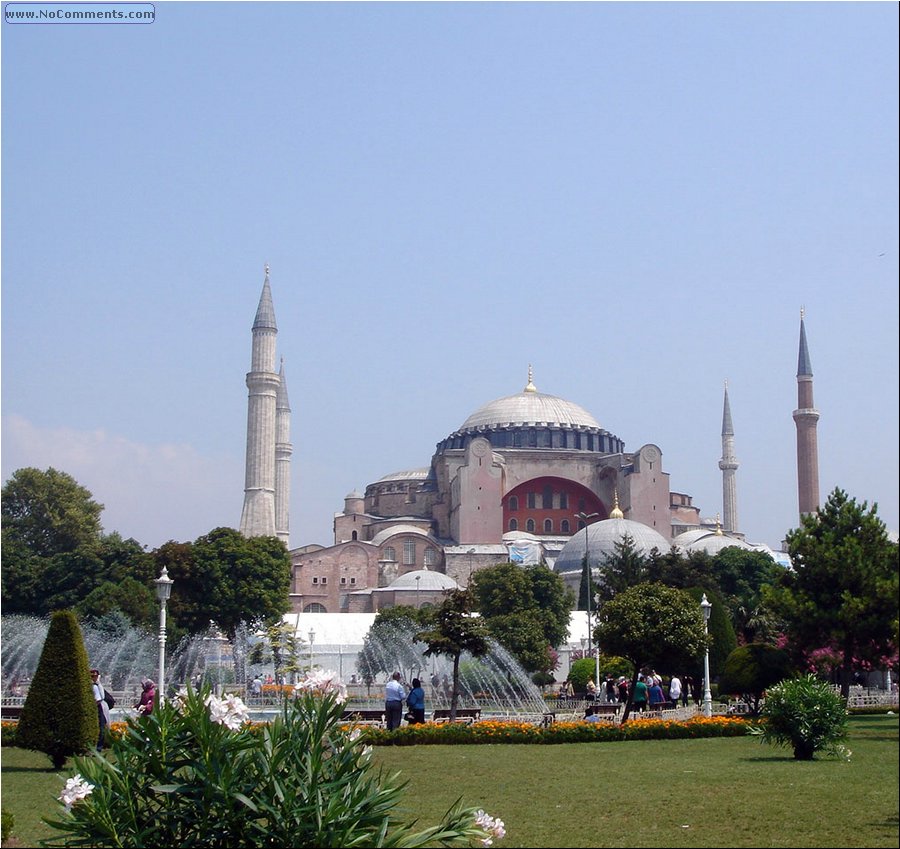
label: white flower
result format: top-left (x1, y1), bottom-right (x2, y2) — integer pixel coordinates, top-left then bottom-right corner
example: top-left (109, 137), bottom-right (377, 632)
top-left (294, 669), bottom-right (348, 703)
top-left (474, 810), bottom-right (506, 846)
top-left (205, 693), bottom-right (250, 731)
top-left (59, 774), bottom-right (94, 811)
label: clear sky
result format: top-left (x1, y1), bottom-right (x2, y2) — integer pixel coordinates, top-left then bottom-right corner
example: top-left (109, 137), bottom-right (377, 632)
top-left (2, 1), bottom-right (898, 554)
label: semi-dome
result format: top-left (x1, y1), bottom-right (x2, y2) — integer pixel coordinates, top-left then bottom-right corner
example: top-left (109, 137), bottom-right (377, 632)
top-left (389, 569), bottom-right (458, 591)
top-left (675, 530), bottom-right (755, 557)
top-left (370, 525), bottom-right (431, 546)
top-left (375, 468), bottom-right (429, 483)
top-left (554, 518), bottom-right (670, 574)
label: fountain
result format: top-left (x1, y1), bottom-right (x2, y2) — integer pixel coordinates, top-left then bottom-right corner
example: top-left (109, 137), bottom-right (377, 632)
top-left (0, 614), bottom-right (254, 704)
top-left (355, 618), bottom-right (548, 718)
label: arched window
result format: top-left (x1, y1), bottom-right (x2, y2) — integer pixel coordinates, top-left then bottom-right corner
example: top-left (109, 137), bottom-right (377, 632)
top-left (509, 496), bottom-right (519, 512)
top-left (561, 519), bottom-right (570, 534)
top-left (542, 485), bottom-right (553, 509)
top-left (544, 519), bottom-right (553, 534)
top-left (383, 546), bottom-right (396, 562)
top-left (526, 519), bottom-right (535, 533)
top-left (351, 530), bottom-right (358, 540)
top-left (403, 539), bottom-right (416, 565)
top-left (304, 603), bottom-right (327, 613)
top-left (424, 547), bottom-right (436, 567)
top-left (509, 518), bottom-right (518, 531)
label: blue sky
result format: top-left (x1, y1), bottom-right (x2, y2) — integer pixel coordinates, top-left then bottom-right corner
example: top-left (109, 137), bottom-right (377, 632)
top-left (3, 1), bottom-right (898, 552)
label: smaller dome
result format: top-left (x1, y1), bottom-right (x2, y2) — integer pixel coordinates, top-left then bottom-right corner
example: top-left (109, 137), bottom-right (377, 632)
top-left (554, 518), bottom-right (670, 574)
top-left (390, 569), bottom-right (458, 591)
top-left (345, 489), bottom-right (364, 500)
top-left (674, 530), bottom-right (754, 556)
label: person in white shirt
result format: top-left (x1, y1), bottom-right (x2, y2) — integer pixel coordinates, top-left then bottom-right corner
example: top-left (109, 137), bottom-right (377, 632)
top-left (669, 675), bottom-right (683, 706)
top-left (90, 668), bottom-right (111, 751)
top-left (384, 672), bottom-right (406, 731)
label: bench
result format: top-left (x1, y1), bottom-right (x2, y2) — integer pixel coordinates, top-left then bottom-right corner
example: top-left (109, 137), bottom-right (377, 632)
top-left (0, 705), bottom-right (23, 720)
top-left (340, 709), bottom-right (385, 726)
top-left (431, 708), bottom-right (482, 724)
top-left (587, 703), bottom-right (621, 716)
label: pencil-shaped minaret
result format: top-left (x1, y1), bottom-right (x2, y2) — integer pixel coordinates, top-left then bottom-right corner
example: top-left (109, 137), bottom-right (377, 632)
top-left (718, 381), bottom-right (739, 534)
top-left (239, 266), bottom-right (279, 538)
top-left (793, 309), bottom-right (820, 519)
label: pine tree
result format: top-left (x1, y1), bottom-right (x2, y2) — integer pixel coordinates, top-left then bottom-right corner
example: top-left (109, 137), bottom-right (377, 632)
top-left (18, 610), bottom-right (98, 768)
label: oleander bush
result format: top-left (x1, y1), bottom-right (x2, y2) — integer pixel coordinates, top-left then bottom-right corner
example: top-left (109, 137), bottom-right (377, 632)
top-left (43, 673), bottom-right (505, 848)
top-left (750, 673), bottom-right (850, 760)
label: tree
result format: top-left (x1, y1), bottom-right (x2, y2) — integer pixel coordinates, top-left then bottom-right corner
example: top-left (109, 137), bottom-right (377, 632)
top-left (416, 589), bottom-right (490, 720)
top-left (249, 620), bottom-right (304, 684)
top-left (470, 563), bottom-right (573, 674)
top-left (2, 467), bottom-right (103, 557)
top-left (17, 610), bottom-right (98, 768)
top-left (596, 534), bottom-right (652, 602)
top-left (162, 528), bottom-right (291, 641)
top-left (718, 643), bottom-right (794, 715)
top-left (765, 488), bottom-right (899, 698)
top-left (594, 583), bottom-right (708, 722)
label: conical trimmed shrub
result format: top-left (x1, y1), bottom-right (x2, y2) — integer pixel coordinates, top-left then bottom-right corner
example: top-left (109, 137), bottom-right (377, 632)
top-left (18, 610), bottom-right (98, 768)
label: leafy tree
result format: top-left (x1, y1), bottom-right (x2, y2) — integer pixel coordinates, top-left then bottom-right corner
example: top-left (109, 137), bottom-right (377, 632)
top-left (17, 610), bottom-right (98, 768)
top-left (248, 620), bottom-right (303, 683)
top-left (646, 547), bottom-right (716, 593)
top-left (76, 576), bottom-right (157, 630)
top-left (594, 583), bottom-right (708, 722)
top-left (718, 643), bottom-right (794, 715)
top-left (162, 528), bottom-right (291, 641)
top-left (2, 467), bottom-right (103, 557)
top-left (416, 590), bottom-right (490, 720)
top-left (765, 488), bottom-right (899, 698)
top-left (470, 563), bottom-right (573, 674)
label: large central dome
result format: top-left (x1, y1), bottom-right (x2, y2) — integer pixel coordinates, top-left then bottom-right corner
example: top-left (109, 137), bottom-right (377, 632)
top-left (458, 370), bottom-right (601, 431)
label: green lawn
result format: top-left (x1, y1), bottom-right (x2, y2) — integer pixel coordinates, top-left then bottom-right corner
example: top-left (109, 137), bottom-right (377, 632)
top-left (1, 716), bottom-right (897, 848)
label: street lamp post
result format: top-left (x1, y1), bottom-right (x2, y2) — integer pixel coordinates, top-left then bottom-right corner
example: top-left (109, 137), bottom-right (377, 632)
top-left (415, 574), bottom-right (421, 608)
top-left (700, 593), bottom-right (713, 717)
top-left (308, 628), bottom-right (315, 670)
top-left (574, 512), bottom-right (600, 653)
top-left (467, 547), bottom-right (476, 586)
top-left (154, 566), bottom-right (174, 703)
top-left (594, 592), bottom-right (602, 696)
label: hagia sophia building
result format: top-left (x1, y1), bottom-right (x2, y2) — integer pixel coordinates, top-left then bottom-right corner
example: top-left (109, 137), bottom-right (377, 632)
top-left (239, 269), bottom-right (813, 615)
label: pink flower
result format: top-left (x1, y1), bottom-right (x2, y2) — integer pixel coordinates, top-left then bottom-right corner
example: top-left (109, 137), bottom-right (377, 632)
top-left (474, 809), bottom-right (506, 846)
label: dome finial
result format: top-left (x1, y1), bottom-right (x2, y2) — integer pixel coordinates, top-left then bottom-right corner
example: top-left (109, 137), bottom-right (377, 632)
top-left (610, 490), bottom-right (624, 520)
top-left (715, 513), bottom-right (723, 535)
top-left (524, 364), bottom-right (537, 393)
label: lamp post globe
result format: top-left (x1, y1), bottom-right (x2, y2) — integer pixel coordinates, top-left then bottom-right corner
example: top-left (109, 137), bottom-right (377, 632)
top-left (154, 566), bottom-right (174, 703)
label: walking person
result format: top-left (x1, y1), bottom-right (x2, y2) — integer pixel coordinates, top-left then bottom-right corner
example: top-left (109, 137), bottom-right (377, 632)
top-left (668, 674), bottom-right (682, 708)
top-left (384, 672), bottom-right (406, 731)
top-left (406, 677), bottom-right (426, 724)
top-left (90, 669), bottom-right (111, 751)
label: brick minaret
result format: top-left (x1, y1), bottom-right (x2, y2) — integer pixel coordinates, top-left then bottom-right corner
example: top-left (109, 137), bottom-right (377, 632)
top-left (793, 310), bottom-right (820, 519)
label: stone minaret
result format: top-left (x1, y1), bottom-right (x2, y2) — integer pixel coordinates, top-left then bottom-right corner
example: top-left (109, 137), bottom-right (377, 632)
top-left (274, 359), bottom-right (292, 546)
top-left (718, 381), bottom-right (739, 533)
top-left (239, 266), bottom-right (280, 538)
top-left (793, 309), bottom-right (820, 519)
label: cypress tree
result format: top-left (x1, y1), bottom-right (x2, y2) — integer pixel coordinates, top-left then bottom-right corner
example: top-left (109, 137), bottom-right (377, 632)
top-left (18, 610), bottom-right (98, 768)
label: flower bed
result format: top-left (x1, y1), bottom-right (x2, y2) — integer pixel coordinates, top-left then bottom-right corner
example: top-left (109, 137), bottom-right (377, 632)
top-left (353, 715), bottom-right (752, 746)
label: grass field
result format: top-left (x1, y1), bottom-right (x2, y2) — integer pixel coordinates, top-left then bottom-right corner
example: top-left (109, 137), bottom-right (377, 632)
top-left (1, 716), bottom-right (897, 847)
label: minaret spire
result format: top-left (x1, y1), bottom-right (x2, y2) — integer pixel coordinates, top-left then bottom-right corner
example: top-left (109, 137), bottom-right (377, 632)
top-left (240, 267), bottom-right (280, 538)
top-left (718, 380), bottom-right (739, 533)
top-left (793, 309), bottom-right (820, 519)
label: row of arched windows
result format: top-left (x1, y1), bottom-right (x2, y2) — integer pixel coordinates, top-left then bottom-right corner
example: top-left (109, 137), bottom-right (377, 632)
top-left (508, 518), bottom-right (571, 534)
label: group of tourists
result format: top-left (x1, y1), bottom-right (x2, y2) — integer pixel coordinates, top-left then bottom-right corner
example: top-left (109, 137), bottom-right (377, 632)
top-left (384, 671), bottom-right (428, 730)
top-left (569, 669), bottom-right (705, 718)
